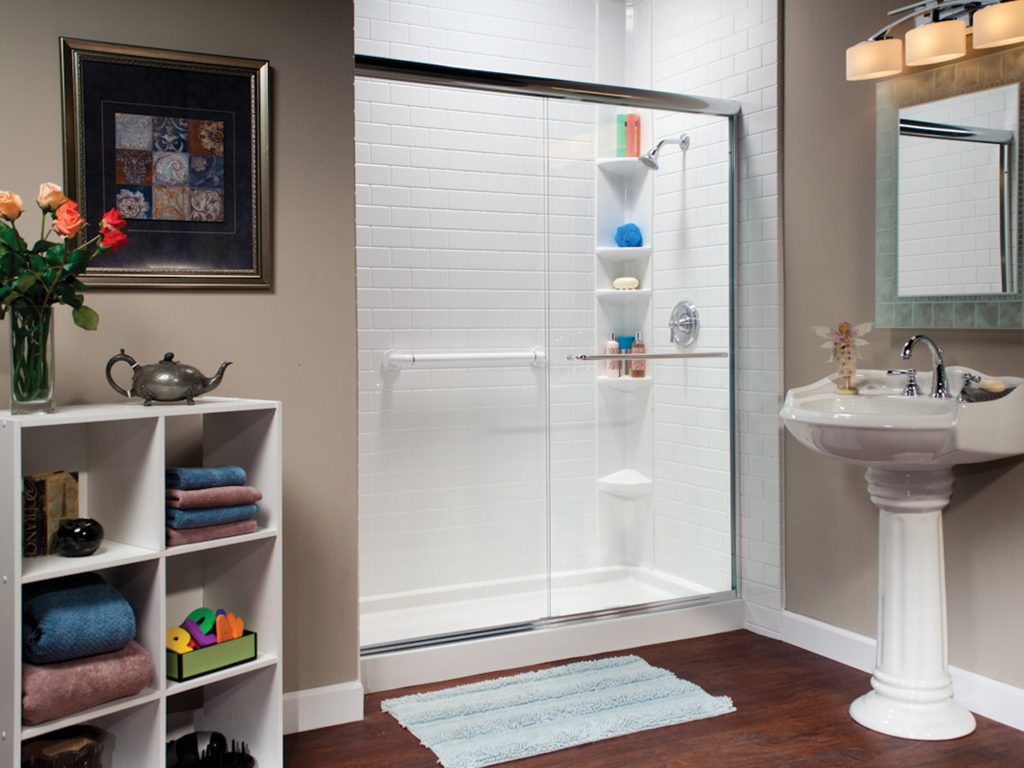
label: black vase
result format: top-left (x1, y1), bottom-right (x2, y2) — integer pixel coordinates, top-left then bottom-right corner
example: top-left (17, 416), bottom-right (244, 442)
top-left (54, 518), bottom-right (104, 557)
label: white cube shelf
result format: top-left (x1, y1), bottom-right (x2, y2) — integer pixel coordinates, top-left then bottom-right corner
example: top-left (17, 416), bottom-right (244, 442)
top-left (0, 397), bottom-right (283, 767)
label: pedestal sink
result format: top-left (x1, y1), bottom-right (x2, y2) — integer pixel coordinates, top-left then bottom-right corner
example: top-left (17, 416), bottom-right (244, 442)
top-left (781, 367), bottom-right (1024, 740)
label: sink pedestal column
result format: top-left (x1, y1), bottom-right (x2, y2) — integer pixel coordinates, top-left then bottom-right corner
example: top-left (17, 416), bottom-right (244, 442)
top-left (850, 467), bottom-right (976, 740)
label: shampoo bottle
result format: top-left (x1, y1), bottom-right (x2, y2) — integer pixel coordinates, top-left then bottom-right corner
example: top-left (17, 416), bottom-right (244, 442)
top-left (625, 114), bottom-right (641, 157)
top-left (605, 332), bottom-right (621, 378)
top-left (630, 330), bottom-right (646, 378)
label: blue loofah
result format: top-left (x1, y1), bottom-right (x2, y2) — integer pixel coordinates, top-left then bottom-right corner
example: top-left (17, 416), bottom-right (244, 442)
top-left (614, 223), bottom-right (643, 247)
top-left (23, 573), bottom-right (137, 664)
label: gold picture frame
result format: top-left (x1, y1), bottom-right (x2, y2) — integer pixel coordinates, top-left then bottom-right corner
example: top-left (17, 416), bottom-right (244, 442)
top-left (61, 37), bottom-right (271, 289)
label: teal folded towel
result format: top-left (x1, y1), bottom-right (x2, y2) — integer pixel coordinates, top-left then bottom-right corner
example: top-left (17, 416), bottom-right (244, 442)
top-left (23, 574), bottom-right (137, 664)
top-left (166, 465), bottom-right (247, 490)
top-left (166, 503), bottom-right (258, 530)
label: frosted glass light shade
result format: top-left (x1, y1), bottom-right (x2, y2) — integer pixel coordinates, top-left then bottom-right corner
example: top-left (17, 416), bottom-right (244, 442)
top-left (973, 1), bottom-right (1024, 49)
top-left (905, 18), bottom-right (967, 66)
top-left (846, 38), bottom-right (904, 80)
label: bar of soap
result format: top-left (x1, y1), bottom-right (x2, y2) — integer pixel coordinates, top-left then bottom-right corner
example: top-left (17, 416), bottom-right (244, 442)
top-left (613, 276), bottom-right (639, 290)
top-left (979, 378), bottom-right (1007, 393)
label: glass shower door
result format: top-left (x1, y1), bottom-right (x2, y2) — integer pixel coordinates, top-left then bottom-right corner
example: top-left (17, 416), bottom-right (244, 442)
top-left (545, 102), bottom-right (735, 619)
top-left (357, 79), bottom-right (552, 647)
top-left (357, 71), bottom-right (737, 650)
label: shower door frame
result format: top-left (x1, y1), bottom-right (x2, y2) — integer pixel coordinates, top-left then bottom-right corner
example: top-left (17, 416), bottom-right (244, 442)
top-left (355, 54), bottom-right (742, 655)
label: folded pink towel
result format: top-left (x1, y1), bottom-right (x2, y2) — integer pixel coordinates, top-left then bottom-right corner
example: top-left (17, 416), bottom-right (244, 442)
top-left (166, 519), bottom-right (259, 546)
top-left (165, 485), bottom-right (262, 509)
top-left (22, 641), bottom-right (153, 724)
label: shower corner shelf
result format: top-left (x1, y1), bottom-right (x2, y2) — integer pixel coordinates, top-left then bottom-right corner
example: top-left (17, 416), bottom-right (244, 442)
top-left (597, 375), bottom-right (653, 392)
top-left (595, 246), bottom-right (653, 263)
top-left (596, 157), bottom-right (650, 180)
top-left (596, 288), bottom-right (652, 303)
top-left (597, 469), bottom-right (654, 499)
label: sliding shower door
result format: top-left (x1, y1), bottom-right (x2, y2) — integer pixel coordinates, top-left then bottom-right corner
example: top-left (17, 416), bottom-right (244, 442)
top-left (356, 79), bottom-right (552, 647)
top-left (545, 102), bottom-right (735, 620)
top-left (356, 65), bottom-right (737, 651)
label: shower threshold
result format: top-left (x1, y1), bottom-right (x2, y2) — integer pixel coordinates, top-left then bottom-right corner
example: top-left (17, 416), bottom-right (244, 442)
top-left (360, 565), bottom-right (721, 649)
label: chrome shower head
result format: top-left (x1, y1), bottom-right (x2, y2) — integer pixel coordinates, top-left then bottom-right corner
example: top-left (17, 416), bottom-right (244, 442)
top-left (640, 133), bottom-right (691, 170)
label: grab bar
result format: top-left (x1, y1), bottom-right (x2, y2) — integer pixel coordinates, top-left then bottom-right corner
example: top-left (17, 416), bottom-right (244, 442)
top-left (569, 351), bottom-right (728, 362)
top-left (383, 347), bottom-right (546, 370)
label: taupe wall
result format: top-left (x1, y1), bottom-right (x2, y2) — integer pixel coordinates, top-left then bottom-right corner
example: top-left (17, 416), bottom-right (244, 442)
top-left (784, 0), bottom-right (1024, 686)
top-left (2, 2), bottom-right (358, 692)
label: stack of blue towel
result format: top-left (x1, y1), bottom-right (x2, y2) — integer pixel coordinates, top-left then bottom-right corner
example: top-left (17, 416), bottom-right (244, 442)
top-left (165, 465), bottom-right (260, 531)
top-left (22, 573), bottom-right (154, 724)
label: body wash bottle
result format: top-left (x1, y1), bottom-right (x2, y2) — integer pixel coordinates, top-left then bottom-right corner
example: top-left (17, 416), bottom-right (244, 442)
top-left (605, 332), bottom-right (621, 378)
top-left (630, 330), bottom-right (646, 378)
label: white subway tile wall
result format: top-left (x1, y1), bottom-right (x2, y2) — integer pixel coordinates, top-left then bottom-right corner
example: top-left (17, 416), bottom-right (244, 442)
top-left (354, 0), bottom-right (782, 635)
top-left (651, 0), bottom-right (782, 634)
top-left (355, 0), bottom-right (598, 598)
top-left (897, 85), bottom-right (1018, 297)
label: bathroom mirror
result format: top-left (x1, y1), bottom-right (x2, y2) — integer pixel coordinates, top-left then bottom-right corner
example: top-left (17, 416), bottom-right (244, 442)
top-left (876, 50), bottom-right (1024, 328)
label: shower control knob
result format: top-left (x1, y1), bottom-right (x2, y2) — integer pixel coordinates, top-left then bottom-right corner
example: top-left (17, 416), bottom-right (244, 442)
top-left (668, 301), bottom-right (700, 347)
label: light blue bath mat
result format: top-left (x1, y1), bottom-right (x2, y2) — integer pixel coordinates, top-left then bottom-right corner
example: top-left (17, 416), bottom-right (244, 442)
top-left (381, 654), bottom-right (735, 768)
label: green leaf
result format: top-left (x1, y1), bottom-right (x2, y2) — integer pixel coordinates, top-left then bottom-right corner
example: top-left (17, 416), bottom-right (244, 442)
top-left (54, 284), bottom-right (82, 309)
top-left (14, 274), bottom-right (35, 292)
top-left (72, 305), bottom-right (99, 330)
top-left (29, 254), bottom-right (46, 272)
top-left (45, 243), bottom-right (66, 266)
top-left (0, 226), bottom-right (25, 252)
top-left (65, 247), bottom-right (89, 273)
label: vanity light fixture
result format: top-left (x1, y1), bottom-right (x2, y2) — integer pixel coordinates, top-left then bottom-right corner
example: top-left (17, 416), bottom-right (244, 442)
top-left (847, 0), bottom-right (1024, 81)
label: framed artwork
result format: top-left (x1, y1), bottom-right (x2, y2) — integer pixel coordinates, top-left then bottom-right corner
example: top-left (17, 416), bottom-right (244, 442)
top-left (60, 38), bottom-right (271, 289)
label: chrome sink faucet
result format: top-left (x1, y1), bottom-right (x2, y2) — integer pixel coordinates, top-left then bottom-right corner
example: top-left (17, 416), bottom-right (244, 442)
top-left (900, 334), bottom-right (950, 398)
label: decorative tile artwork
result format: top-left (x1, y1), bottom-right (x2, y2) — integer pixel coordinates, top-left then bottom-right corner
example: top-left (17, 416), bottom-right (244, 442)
top-left (114, 113), bottom-right (225, 222)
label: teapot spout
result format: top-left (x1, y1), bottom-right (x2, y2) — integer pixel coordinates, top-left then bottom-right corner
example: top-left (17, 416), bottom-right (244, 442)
top-left (202, 361), bottom-right (233, 394)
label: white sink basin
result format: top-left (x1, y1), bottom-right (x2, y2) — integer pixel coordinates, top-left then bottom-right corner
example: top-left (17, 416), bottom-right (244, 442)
top-left (781, 367), bottom-right (1024, 469)
top-left (781, 365), bottom-right (1024, 740)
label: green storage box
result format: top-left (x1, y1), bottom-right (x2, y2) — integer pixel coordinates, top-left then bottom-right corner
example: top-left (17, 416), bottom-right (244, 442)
top-left (167, 631), bottom-right (257, 682)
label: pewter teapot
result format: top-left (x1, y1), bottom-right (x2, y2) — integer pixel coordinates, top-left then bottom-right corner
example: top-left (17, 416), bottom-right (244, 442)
top-left (106, 350), bottom-right (232, 405)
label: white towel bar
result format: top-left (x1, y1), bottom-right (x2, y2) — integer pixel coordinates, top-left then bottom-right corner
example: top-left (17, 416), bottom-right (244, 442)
top-left (382, 347), bottom-right (547, 370)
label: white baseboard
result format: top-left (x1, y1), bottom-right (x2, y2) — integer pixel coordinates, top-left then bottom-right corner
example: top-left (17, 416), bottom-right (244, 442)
top-left (283, 680), bottom-right (365, 735)
top-left (362, 599), bottom-right (746, 693)
top-left (782, 610), bottom-right (1024, 732)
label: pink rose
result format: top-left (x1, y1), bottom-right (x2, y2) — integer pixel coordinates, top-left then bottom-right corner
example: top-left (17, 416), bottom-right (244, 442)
top-left (100, 208), bottom-right (127, 231)
top-left (53, 200), bottom-right (85, 237)
top-left (36, 182), bottom-right (67, 213)
top-left (100, 227), bottom-right (128, 252)
top-left (0, 190), bottom-right (24, 221)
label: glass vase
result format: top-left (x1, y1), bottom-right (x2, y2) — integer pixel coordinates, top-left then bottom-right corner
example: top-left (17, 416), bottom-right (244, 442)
top-left (9, 303), bottom-right (55, 414)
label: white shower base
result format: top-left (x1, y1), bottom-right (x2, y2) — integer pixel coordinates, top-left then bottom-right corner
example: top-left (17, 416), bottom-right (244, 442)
top-left (360, 566), bottom-right (716, 647)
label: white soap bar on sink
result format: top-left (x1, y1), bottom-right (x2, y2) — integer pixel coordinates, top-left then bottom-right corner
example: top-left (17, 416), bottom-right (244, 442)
top-left (979, 378), bottom-right (1007, 393)
top-left (613, 276), bottom-right (640, 290)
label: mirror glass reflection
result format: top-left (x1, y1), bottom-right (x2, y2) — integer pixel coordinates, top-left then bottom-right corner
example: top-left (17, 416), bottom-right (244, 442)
top-left (897, 84), bottom-right (1019, 297)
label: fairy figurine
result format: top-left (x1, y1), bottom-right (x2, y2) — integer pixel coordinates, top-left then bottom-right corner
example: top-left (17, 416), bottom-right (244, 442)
top-left (813, 321), bottom-right (873, 394)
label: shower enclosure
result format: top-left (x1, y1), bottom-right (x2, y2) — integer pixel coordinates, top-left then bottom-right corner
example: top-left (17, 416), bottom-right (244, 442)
top-left (356, 56), bottom-right (739, 652)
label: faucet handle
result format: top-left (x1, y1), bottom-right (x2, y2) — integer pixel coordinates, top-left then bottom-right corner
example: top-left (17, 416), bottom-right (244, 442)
top-left (957, 372), bottom-right (982, 402)
top-left (886, 368), bottom-right (920, 397)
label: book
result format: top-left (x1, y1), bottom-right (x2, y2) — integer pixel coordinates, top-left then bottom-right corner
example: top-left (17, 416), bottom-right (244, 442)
top-left (22, 471), bottom-right (80, 557)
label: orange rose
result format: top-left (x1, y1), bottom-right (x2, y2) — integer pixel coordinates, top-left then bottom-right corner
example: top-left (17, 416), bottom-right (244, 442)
top-left (0, 190), bottom-right (24, 221)
top-left (53, 201), bottom-right (85, 237)
top-left (36, 182), bottom-right (67, 213)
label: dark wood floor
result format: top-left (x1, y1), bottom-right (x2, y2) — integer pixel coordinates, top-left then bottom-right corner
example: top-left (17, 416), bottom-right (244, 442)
top-left (284, 630), bottom-right (1024, 767)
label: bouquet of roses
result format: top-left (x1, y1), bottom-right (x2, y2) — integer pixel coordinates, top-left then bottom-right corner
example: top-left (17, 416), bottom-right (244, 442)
top-left (0, 182), bottom-right (127, 330)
